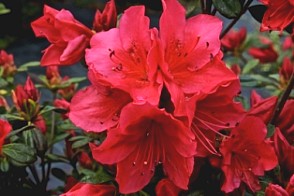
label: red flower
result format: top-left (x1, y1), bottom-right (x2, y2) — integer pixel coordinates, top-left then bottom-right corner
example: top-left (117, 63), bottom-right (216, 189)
top-left (12, 77), bottom-right (40, 113)
top-left (158, 0), bottom-right (237, 119)
top-left (0, 119), bottom-right (12, 154)
top-left (155, 179), bottom-right (181, 196)
top-left (69, 83), bottom-right (132, 132)
top-left (286, 174), bottom-right (294, 195)
top-left (78, 151), bottom-right (93, 169)
top-left (192, 80), bottom-right (245, 157)
top-left (265, 183), bottom-right (289, 196)
top-left (230, 64), bottom-right (241, 76)
top-left (54, 98), bottom-right (70, 119)
top-left (273, 100), bottom-right (294, 176)
top-left (46, 65), bottom-right (62, 86)
top-left (248, 37), bottom-right (278, 63)
top-left (31, 5), bottom-right (93, 66)
top-left (0, 96), bottom-right (9, 111)
top-left (86, 6), bottom-right (162, 105)
top-left (260, 0), bottom-right (294, 32)
top-left (61, 183), bottom-right (116, 196)
top-left (220, 116), bottom-right (278, 193)
top-left (279, 57), bottom-right (294, 87)
top-left (248, 91), bottom-right (278, 124)
top-left (0, 50), bottom-right (16, 78)
top-left (90, 103), bottom-right (196, 193)
top-left (221, 27), bottom-right (247, 51)
top-left (93, 0), bottom-right (117, 32)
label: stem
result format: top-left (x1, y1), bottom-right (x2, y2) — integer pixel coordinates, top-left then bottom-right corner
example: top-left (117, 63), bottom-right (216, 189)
top-left (220, 0), bottom-right (253, 39)
top-left (29, 165), bottom-right (40, 184)
top-left (200, 0), bottom-right (205, 13)
top-left (42, 92), bottom-right (57, 189)
top-left (270, 74), bottom-right (294, 125)
top-left (206, 0), bottom-right (212, 14)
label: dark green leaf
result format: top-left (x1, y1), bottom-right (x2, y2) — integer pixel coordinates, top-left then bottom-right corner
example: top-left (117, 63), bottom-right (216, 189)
top-left (0, 158), bottom-right (9, 172)
top-left (72, 138), bottom-right (90, 149)
top-left (79, 168), bottom-right (113, 184)
top-left (52, 168), bottom-right (67, 181)
top-left (248, 5), bottom-right (267, 23)
top-left (32, 128), bottom-right (47, 154)
top-left (51, 132), bottom-right (70, 145)
top-left (46, 153), bottom-right (69, 163)
top-left (212, 0), bottom-right (241, 18)
top-left (2, 143), bottom-right (37, 166)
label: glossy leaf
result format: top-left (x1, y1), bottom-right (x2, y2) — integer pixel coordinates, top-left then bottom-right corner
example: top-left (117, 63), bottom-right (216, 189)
top-left (212, 0), bottom-right (241, 18)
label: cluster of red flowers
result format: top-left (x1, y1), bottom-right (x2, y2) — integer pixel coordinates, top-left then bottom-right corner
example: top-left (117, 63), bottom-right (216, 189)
top-left (1, 0), bottom-right (291, 195)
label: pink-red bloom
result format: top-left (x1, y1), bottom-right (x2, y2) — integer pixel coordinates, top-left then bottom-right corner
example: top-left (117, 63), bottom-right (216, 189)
top-left (11, 77), bottom-right (46, 132)
top-left (286, 174), bottom-right (294, 194)
top-left (54, 98), bottom-right (70, 119)
top-left (221, 27), bottom-right (247, 51)
top-left (93, 0), bottom-right (117, 32)
top-left (90, 103), bottom-right (196, 193)
top-left (265, 183), bottom-right (289, 196)
top-left (61, 183), bottom-right (116, 196)
top-left (86, 6), bottom-right (161, 105)
top-left (0, 50), bottom-right (16, 78)
top-left (260, 0), bottom-right (294, 32)
top-left (279, 57), bottom-right (294, 87)
top-left (31, 5), bottom-right (93, 66)
top-left (156, 179), bottom-right (181, 196)
top-left (0, 119), bottom-right (12, 154)
top-left (248, 37), bottom-right (278, 63)
top-left (158, 0), bottom-right (237, 119)
top-left (192, 80), bottom-right (245, 157)
top-left (220, 116), bottom-right (278, 193)
top-left (69, 83), bottom-right (132, 132)
top-left (273, 100), bottom-right (294, 176)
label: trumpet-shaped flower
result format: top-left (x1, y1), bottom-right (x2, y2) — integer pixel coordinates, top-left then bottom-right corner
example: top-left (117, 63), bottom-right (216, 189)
top-left (90, 103), bottom-right (196, 193)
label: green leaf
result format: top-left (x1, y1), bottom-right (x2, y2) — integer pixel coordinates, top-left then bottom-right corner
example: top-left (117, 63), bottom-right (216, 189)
top-left (2, 143), bottom-right (37, 166)
top-left (242, 59), bottom-right (259, 74)
top-left (0, 3), bottom-right (11, 15)
top-left (0, 158), bottom-right (9, 172)
top-left (79, 168), bottom-right (113, 184)
top-left (46, 154), bottom-right (69, 163)
top-left (72, 138), bottom-right (90, 149)
top-left (266, 124), bottom-right (275, 138)
top-left (17, 61), bottom-right (40, 72)
top-left (51, 132), bottom-right (70, 145)
top-left (212, 0), bottom-right (241, 18)
top-left (248, 5), bottom-right (267, 23)
top-left (67, 77), bottom-right (87, 84)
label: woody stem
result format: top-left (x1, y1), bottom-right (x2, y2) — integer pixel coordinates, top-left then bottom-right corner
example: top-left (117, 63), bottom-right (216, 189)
top-left (270, 74), bottom-right (294, 125)
top-left (220, 0), bottom-right (253, 39)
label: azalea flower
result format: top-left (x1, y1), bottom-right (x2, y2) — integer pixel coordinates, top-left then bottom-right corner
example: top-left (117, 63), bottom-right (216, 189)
top-left (279, 57), bottom-right (294, 88)
top-left (156, 178), bottom-right (181, 196)
top-left (220, 116), bottom-right (278, 193)
top-left (286, 174), bottom-right (294, 194)
top-left (90, 103), bottom-right (196, 193)
top-left (69, 71), bottom-right (132, 132)
top-left (11, 77), bottom-right (46, 133)
top-left (158, 0), bottom-right (237, 119)
top-left (0, 50), bottom-right (16, 78)
top-left (260, 0), bottom-right (294, 32)
top-left (61, 183), bottom-right (116, 196)
top-left (0, 119), bottom-right (12, 154)
top-left (248, 37), bottom-right (278, 63)
top-left (273, 100), bottom-right (294, 177)
top-left (31, 5), bottom-right (94, 66)
top-left (192, 80), bottom-right (245, 157)
top-left (221, 27), bottom-right (247, 52)
top-left (92, 0), bottom-right (117, 32)
top-left (86, 6), bottom-right (162, 105)
top-left (265, 183), bottom-right (289, 196)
